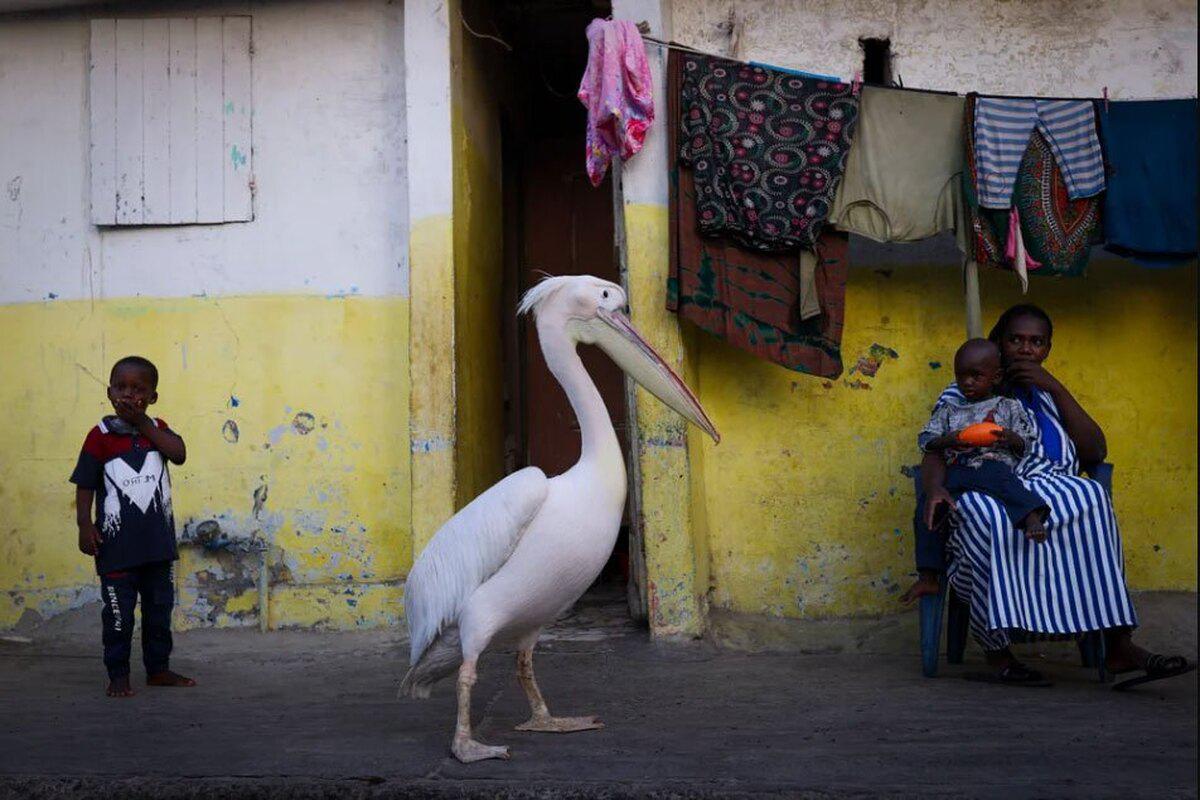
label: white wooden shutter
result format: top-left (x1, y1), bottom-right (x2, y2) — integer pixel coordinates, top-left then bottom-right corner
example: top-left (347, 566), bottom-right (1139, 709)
top-left (89, 17), bottom-right (253, 225)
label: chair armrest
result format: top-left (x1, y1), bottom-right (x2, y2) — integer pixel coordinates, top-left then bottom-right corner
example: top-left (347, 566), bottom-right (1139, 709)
top-left (1082, 462), bottom-right (1114, 496)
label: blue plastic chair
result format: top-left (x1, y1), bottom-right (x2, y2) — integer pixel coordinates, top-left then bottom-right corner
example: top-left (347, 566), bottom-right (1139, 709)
top-left (916, 463), bottom-right (1113, 681)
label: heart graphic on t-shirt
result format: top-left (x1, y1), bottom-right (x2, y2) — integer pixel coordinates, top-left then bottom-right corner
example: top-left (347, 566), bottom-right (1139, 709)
top-left (104, 452), bottom-right (166, 514)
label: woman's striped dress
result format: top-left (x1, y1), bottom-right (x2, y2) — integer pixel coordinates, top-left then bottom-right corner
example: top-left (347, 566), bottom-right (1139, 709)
top-left (938, 384), bottom-right (1138, 650)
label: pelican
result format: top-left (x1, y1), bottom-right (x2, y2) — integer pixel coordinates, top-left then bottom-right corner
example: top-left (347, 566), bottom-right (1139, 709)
top-left (399, 274), bottom-right (719, 763)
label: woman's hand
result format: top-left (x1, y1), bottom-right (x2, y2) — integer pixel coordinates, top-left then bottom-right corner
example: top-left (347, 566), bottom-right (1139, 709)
top-left (924, 487), bottom-right (956, 531)
top-left (1005, 360), bottom-right (1059, 392)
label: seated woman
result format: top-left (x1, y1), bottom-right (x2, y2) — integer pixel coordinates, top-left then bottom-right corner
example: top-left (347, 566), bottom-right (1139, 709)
top-left (904, 304), bottom-right (1193, 688)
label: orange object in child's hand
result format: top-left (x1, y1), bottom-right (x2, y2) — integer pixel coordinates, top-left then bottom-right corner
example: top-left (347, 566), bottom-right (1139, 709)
top-left (958, 422), bottom-right (1004, 447)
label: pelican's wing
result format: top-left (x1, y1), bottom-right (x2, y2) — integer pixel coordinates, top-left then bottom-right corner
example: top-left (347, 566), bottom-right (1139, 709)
top-left (404, 466), bottom-right (549, 665)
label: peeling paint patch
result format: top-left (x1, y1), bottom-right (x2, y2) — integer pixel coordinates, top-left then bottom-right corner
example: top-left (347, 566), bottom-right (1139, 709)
top-left (411, 436), bottom-right (451, 453)
top-left (292, 412), bottom-right (316, 435)
top-left (843, 379), bottom-right (872, 390)
top-left (929, 361), bottom-right (942, 370)
top-left (850, 343), bottom-right (899, 378)
top-left (221, 419), bottom-right (240, 444)
top-left (230, 395), bottom-right (240, 408)
top-left (252, 480), bottom-right (269, 518)
top-left (645, 435), bottom-right (686, 448)
top-left (267, 424), bottom-right (290, 446)
top-left (899, 464), bottom-right (919, 479)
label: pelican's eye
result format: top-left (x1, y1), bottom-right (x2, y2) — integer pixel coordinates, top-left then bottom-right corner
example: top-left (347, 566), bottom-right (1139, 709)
top-left (602, 290), bottom-right (609, 299)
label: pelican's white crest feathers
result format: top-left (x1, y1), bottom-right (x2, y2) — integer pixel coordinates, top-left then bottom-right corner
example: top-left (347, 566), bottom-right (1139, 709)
top-left (517, 274), bottom-right (575, 318)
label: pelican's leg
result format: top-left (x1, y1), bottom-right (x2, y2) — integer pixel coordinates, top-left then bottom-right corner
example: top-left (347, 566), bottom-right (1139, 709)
top-left (451, 659), bottom-right (510, 763)
top-left (514, 648), bottom-right (605, 733)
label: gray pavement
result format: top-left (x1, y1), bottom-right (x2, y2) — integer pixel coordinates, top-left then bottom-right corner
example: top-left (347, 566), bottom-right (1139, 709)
top-left (1, 590), bottom-right (1196, 799)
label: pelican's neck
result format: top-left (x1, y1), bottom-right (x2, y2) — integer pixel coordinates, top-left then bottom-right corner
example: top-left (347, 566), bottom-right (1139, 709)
top-left (538, 319), bottom-right (621, 468)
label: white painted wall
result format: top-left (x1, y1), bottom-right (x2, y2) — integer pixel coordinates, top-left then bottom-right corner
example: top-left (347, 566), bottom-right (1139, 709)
top-left (0, 0), bottom-right (408, 304)
top-left (402, 0), bottom-right (451, 224)
top-left (673, 0), bottom-right (1197, 98)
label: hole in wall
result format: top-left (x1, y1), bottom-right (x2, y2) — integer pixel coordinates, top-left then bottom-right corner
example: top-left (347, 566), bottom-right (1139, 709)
top-left (859, 37), bottom-right (892, 86)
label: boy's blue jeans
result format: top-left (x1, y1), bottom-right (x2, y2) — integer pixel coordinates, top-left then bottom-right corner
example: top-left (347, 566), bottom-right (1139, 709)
top-left (100, 560), bottom-right (174, 679)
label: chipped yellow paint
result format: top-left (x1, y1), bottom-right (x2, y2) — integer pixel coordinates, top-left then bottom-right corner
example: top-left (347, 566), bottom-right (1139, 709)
top-left (623, 203), bottom-right (708, 637)
top-left (0, 294), bottom-right (411, 630)
top-left (451, 17), bottom-right (507, 508)
top-left (266, 582), bottom-right (406, 630)
top-left (698, 258), bottom-right (1197, 619)
top-left (409, 214), bottom-right (457, 557)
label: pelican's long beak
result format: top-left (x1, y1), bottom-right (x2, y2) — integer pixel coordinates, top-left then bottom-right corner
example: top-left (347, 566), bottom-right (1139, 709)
top-left (592, 308), bottom-right (720, 444)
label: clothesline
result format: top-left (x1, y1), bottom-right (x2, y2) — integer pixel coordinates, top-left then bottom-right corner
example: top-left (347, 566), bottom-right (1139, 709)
top-left (584, 18), bottom-right (1195, 368)
top-left (638, 33), bottom-right (1198, 104)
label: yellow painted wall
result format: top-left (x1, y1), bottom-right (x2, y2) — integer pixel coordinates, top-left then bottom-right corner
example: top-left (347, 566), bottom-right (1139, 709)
top-left (698, 258), bottom-right (1198, 619)
top-left (0, 295), bottom-right (411, 629)
top-left (450, 0), bottom-right (507, 507)
top-left (623, 204), bottom-right (709, 636)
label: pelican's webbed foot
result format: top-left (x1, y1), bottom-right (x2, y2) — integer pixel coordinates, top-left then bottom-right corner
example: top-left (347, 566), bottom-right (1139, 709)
top-left (452, 735), bottom-right (511, 762)
top-left (515, 714), bottom-right (604, 733)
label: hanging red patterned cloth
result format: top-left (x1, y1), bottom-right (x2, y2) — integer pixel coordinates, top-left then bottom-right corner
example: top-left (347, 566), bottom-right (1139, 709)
top-left (667, 50), bottom-right (847, 379)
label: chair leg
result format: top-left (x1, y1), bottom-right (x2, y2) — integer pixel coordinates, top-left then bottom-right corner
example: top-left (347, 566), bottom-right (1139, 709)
top-left (919, 580), bottom-right (947, 678)
top-left (1078, 636), bottom-right (1096, 668)
top-left (1078, 631), bottom-right (1110, 682)
top-left (946, 588), bottom-right (969, 665)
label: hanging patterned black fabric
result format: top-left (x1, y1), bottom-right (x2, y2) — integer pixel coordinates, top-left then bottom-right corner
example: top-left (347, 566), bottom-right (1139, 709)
top-left (678, 53), bottom-right (860, 252)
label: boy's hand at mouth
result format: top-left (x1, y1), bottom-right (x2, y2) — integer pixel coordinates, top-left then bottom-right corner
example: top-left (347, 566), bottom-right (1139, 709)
top-left (114, 398), bottom-right (150, 426)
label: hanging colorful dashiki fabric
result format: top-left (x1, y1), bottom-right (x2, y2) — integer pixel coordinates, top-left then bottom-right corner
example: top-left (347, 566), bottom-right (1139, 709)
top-left (678, 53), bottom-right (860, 252)
top-left (963, 94), bottom-right (1103, 280)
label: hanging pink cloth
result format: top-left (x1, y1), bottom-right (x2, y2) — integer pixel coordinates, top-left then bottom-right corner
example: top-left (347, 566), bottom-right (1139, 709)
top-left (577, 19), bottom-right (654, 187)
top-left (1004, 207), bottom-right (1042, 293)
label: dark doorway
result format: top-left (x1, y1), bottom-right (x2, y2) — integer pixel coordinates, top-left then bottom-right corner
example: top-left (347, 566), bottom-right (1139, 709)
top-left (495, 1), bottom-right (634, 605)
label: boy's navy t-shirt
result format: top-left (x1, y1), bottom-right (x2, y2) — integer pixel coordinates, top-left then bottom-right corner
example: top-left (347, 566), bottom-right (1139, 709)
top-left (70, 416), bottom-right (178, 575)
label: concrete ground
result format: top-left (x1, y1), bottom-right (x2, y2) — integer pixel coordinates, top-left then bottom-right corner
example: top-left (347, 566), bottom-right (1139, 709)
top-left (1, 590), bottom-right (1196, 799)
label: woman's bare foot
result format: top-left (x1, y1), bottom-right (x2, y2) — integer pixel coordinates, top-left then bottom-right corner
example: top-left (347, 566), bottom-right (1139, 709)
top-left (900, 571), bottom-right (940, 605)
top-left (1104, 631), bottom-right (1150, 673)
top-left (107, 675), bottom-right (135, 697)
top-left (146, 670), bottom-right (196, 687)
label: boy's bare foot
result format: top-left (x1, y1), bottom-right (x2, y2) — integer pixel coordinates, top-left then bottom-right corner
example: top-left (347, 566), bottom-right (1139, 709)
top-left (107, 676), bottom-right (135, 697)
top-left (147, 670), bottom-right (196, 687)
top-left (900, 572), bottom-right (940, 605)
top-left (1021, 511), bottom-right (1048, 543)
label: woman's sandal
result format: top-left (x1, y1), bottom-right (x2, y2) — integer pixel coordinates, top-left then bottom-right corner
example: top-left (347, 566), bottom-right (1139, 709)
top-left (1112, 654), bottom-right (1196, 691)
top-left (964, 662), bottom-right (1053, 687)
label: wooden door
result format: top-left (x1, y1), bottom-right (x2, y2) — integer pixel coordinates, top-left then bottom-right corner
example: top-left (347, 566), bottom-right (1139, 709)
top-left (518, 137), bottom-right (628, 483)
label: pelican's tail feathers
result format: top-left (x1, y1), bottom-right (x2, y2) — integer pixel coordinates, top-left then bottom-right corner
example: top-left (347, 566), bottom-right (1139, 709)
top-left (398, 627), bottom-right (463, 700)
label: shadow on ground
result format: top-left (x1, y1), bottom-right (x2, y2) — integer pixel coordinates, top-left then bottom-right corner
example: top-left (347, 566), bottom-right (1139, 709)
top-left (1, 590), bottom-right (1196, 799)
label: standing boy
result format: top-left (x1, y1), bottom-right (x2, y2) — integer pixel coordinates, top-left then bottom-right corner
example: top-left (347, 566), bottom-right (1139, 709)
top-left (71, 355), bottom-right (195, 697)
